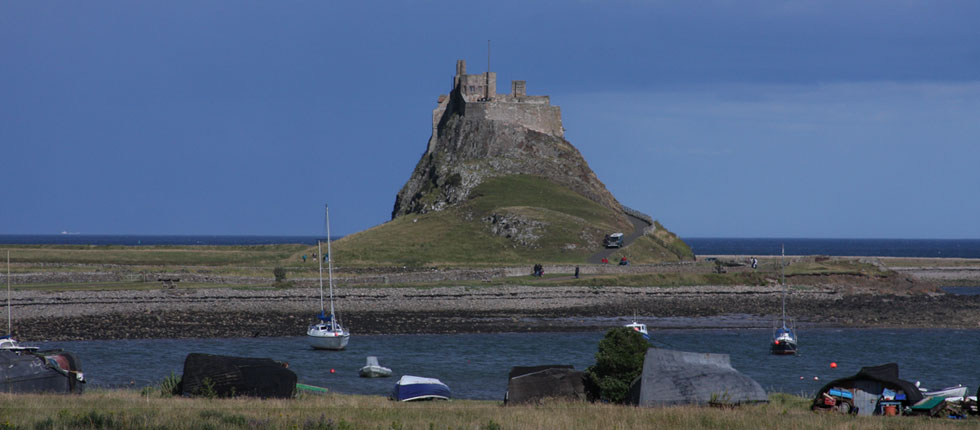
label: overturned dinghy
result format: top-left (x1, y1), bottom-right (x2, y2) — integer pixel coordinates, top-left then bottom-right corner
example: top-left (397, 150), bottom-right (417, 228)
top-left (359, 356), bottom-right (392, 378)
top-left (178, 353), bottom-right (296, 399)
top-left (505, 365), bottom-right (585, 404)
top-left (627, 348), bottom-right (768, 407)
top-left (391, 375), bottom-right (451, 401)
top-left (812, 363), bottom-right (922, 416)
top-left (0, 342), bottom-right (85, 394)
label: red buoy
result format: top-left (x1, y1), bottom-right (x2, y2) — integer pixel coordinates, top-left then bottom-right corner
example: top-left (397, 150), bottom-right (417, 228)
top-left (330, 368), bottom-right (336, 374)
top-left (830, 362), bottom-right (838, 369)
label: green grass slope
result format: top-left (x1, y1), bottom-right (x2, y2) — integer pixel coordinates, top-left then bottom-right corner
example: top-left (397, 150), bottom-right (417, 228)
top-left (332, 175), bottom-right (690, 266)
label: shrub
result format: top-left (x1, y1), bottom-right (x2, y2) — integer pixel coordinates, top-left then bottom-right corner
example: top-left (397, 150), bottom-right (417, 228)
top-left (585, 327), bottom-right (649, 403)
top-left (273, 267), bottom-right (287, 283)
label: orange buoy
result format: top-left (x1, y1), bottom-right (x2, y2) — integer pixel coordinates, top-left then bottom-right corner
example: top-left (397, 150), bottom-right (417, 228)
top-left (830, 362), bottom-right (838, 369)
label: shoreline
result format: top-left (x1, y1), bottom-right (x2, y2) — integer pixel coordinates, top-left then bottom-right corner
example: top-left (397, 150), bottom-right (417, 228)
top-left (12, 284), bottom-right (980, 341)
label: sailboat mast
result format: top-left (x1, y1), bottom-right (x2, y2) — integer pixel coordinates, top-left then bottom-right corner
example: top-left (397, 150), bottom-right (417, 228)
top-left (781, 244), bottom-right (786, 326)
top-left (317, 240), bottom-right (324, 313)
top-left (325, 205), bottom-right (336, 331)
top-left (6, 250), bottom-right (10, 336)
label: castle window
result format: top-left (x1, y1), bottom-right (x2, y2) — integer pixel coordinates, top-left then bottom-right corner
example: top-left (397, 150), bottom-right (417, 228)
top-left (468, 86), bottom-right (475, 93)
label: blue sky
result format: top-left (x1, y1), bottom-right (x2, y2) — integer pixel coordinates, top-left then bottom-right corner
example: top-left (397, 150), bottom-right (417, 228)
top-left (2, 1), bottom-right (978, 238)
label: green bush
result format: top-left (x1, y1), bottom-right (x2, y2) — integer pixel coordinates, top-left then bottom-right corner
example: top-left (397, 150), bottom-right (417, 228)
top-left (585, 327), bottom-right (649, 403)
top-left (159, 371), bottom-right (181, 397)
top-left (273, 267), bottom-right (287, 283)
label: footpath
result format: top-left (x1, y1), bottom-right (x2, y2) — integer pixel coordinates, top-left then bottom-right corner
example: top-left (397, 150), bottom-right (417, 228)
top-left (587, 212), bottom-right (652, 264)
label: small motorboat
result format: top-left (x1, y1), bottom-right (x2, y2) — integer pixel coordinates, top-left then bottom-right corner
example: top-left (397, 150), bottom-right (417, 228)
top-left (624, 320), bottom-right (649, 340)
top-left (390, 375), bottom-right (451, 401)
top-left (359, 356), bottom-right (392, 378)
top-left (918, 384), bottom-right (968, 400)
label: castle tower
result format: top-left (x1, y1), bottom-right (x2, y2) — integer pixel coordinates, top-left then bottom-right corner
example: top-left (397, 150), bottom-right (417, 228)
top-left (428, 59), bottom-right (564, 154)
top-left (511, 80), bottom-right (526, 98)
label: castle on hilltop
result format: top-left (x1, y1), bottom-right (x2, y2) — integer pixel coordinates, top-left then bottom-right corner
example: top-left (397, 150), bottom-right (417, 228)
top-left (427, 59), bottom-right (564, 153)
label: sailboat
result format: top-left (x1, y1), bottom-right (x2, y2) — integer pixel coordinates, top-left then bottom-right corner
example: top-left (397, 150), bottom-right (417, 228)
top-left (307, 205), bottom-right (351, 350)
top-left (770, 245), bottom-right (798, 355)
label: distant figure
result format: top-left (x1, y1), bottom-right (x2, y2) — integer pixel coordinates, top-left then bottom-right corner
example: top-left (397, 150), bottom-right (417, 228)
top-left (532, 264), bottom-right (543, 277)
top-left (574, 266), bottom-right (580, 279)
top-left (601, 257), bottom-right (609, 264)
top-left (751, 257), bottom-right (758, 269)
top-left (302, 255), bottom-right (307, 263)
top-left (619, 257), bottom-right (629, 266)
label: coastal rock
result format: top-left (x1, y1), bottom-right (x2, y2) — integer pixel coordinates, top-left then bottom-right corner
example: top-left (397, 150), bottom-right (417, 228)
top-left (391, 59), bottom-right (624, 224)
top-left (483, 213), bottom-right (545, 247)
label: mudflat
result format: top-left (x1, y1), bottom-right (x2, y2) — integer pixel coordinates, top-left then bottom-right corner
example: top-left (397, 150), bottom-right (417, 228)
top-left (10, 275), bottom-right (980, 341)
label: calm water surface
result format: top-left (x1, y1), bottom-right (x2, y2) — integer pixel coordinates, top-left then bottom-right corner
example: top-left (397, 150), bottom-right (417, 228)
top-left (37, 328), bottom-right (980, 400)
top-left (4, 235), bottom-right (979, 258)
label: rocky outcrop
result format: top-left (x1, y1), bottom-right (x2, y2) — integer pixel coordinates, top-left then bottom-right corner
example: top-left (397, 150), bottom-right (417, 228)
top-left (391, 77), bottom-right (624, 222)
top-left (483, 213), bottom-right (545, 247)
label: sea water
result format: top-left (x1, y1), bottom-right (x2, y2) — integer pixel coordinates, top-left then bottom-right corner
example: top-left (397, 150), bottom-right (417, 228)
top-left (37, 328), bottom-right (980, 400)
top-left (4, 235), bottom-right (980, 258)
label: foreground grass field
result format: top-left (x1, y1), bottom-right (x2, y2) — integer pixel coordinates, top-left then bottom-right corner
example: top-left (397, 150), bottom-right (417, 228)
top-left (0, 390), bottom-right (964, 430)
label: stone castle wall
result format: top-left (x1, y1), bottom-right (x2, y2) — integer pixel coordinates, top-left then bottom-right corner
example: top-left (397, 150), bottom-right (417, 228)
top-left (427, 59), bottom-right (564, 153)
top-left (465, 101), bottom-right (563, 137)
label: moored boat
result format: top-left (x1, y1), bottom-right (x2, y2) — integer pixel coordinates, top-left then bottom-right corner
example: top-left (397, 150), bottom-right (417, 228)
top-left (391, 375), bottom-right (451, 401)
top-left (307, 205), bottom-right (351, 350)
top-left (358, 356), bottom-right (392, 378)
top-left (770, 246), bottom-right (798, 355)
top-left (624, 320), bottom-right (649, 340)
top-left (770, 327), bottom-right (798, 355)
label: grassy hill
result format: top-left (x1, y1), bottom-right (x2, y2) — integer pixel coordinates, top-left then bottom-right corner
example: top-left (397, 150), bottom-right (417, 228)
top-left (331, 175), bottom-right (691, 266)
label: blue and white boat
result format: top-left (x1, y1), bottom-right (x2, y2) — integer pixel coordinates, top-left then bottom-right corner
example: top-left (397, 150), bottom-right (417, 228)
top-left (624, 320), bottom-right (649, 340)
top-left (770, 246), bottom-right (798, 355)
top-left (390, 375), bottom-right (451, 401)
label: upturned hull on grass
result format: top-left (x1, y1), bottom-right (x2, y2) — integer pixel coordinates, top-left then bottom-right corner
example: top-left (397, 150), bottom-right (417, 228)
top-left (0, 348), bottom-right (85, 394)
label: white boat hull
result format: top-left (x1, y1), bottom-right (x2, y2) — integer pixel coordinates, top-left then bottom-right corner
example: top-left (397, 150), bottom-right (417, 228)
top-left (307, 331), bottom-right (350, 350)
top-left (359, 365), bottom-right (392, 378)
top-left (922, 385), bottom-right (968, 399)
